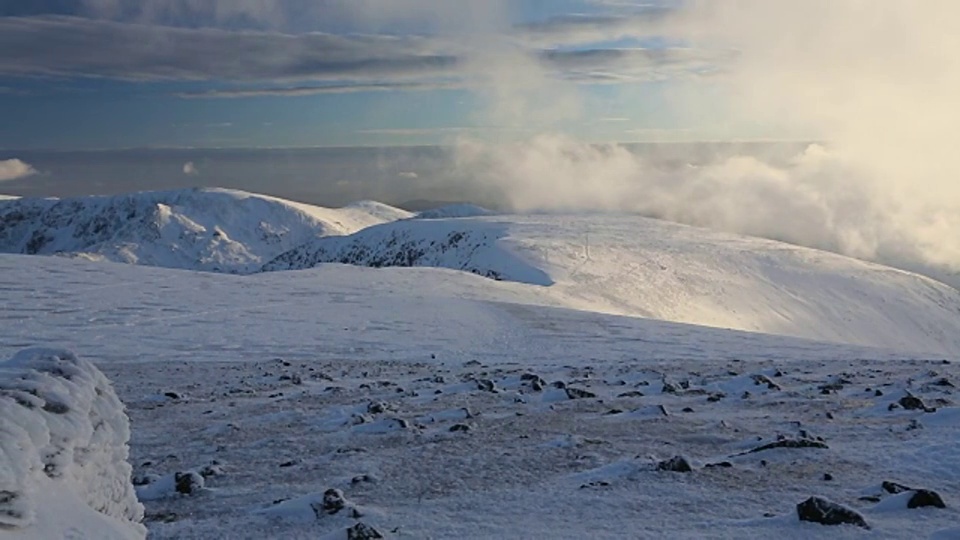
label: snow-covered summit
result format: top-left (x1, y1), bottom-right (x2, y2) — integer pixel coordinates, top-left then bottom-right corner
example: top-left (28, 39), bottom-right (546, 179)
top-left (264, 214), bottom-right (960, 355)
top-left (0, 188), bottom-right (409, 274)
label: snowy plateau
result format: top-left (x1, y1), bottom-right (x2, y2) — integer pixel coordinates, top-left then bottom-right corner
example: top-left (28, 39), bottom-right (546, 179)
top-left (1, 188), bottom-right (959, 539)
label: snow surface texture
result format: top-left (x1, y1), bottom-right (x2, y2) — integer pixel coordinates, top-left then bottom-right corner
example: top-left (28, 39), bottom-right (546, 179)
top-left (265, 214), bottom-right (960, 356)
top-left (4, 188), bottom-right (960, 354)
top-left (0, 348), bottom-right (145, 539)
top-left (2, 256), bottom-right (957, 539)
top-left (0, 188), bottom-right (411, 274)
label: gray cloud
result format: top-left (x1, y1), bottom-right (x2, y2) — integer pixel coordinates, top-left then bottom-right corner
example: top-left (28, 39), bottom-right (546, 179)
top-left (0, 9), bottom-right (723, 95)
top-left (0, 15), bottom-right (459, 82)
top-left (176, 80), bottom-right (463, 98)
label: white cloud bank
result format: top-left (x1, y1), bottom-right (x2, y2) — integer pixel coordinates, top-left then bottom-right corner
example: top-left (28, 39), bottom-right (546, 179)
top-left (0, 158), bottom-right (37, 182)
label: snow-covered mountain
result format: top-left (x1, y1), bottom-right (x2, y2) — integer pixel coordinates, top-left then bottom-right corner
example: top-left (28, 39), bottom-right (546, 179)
top-left (0, 188), bottom-right (411, 274)
top-left (265, 214), bottom-right (960, 356)
top-left (414, 203), bottom-right (495, 219)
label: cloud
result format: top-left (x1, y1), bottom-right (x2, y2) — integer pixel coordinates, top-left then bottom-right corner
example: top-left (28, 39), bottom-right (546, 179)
top-left (0, 16), bottom-right (459, 82)
top-left (176, 80), bottom-right (462, 99)
top-left (0, 158), bottom-right (36, 181)
top-left (398, 171), bottom-right (418, 179)
top-left (182, 161), bottom-right (197, 175)
top-left (0, 10), bottom-right (723, 96)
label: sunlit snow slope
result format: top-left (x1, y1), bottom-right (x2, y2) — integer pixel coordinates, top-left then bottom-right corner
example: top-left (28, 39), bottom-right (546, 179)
top-left (0, 188), bottom-right (411, 274)
top-left (265, 214), bottom-right (960, 356)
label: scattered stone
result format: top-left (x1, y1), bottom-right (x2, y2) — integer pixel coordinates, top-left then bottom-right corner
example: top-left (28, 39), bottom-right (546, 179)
top-left (579, 481), bottom-right (611, 489)
top-left (551, 381), bottom-right (567, 389)
top-left (321, 488), bottom-right (346, 514)
top-left (740, 438), bottom-right (828, 455)
top-left (449, 423), bottom-right (471, 432)
top-left (796, 497), bottom-right (869, 529)
top-left (163, 391), bottom-right (182, 400)
top-left (682, 407), bottom-right (694, 413)
top-left (199, 463), bottom-right (224, 477)
top-left (819, 382), bottom-right (844, 394)
top-left (657, 456), bottom-right (693, 473)
top-left (741, 391), bottom-right (752, 399)
top-left (565, 387), bottom-right (596, 400)
top-left (899, 395), bottom-right (936, 412)
top-left (908, 490), bottom-right (946, 509)
top-left (751, 374), bottom-right (781, 391)
top-left (174, 471), bottom-right (204, 495)
top-left (279, 460), bottom-right (299, 468)
top-left (932, 378), bottom-right (954, 387)
top-left (882, 481), bottom-right (912, 494)
top-left (705, 462), bottom-right (733, 469)
top-left (367, 401), bottom-right (389, 414)
top-left (144, 511), bottom-right (178, 523)
top-left (346, 522), bottom-right (384, 540)
top-left (617, 391), bottom-right (645, 398)
top-left (476, 379), bottom-right (496, 392)
top-left (351, 474), bottom-right (377, 485)
top-left (604, 408), bottom-right (624, 415)
top-left (707, 393), bottom-right (726, 402)
top-left (875, 389), bottom-right (883, 397)
top-left (823, 473), bottom-right (833, 481)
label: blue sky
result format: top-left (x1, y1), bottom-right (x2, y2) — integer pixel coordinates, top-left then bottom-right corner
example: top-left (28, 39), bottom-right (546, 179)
top-left (0, 0), bottom-right (748, 150)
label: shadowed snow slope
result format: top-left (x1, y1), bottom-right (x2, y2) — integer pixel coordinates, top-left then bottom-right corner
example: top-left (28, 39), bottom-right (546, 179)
top-left (0, 188), bottom-right (411, 274)
top-left (265, 214), bottom-right (960, 355)
top-left (0, 348), bottom-right (144, 539)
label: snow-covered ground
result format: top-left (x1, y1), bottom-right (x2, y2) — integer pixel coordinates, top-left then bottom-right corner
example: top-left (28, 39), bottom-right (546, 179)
top-left (2, 188), bottom-right (959, 539)
top-left (0, 188), bottom-right (411, 274)
top-left (265, 214), bottom-right (960, 356)
top-left (1, 253), bottom-right (958, 539)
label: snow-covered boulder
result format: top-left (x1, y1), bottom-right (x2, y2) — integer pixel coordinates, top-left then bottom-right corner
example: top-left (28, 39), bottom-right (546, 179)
top-left (0, 348), bottom-right (145, 539)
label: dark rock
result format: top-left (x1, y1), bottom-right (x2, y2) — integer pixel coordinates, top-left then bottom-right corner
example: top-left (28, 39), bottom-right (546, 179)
top-left (882, 481), bottom-right (913, 494)
top-left (617, 391), bottom-right (645, 398)
top-left (476, 379), bottom-right (496, 392)
top-left (565, 387), bottom-right (596, 400)
top-left (579, 481), bottom-right (611, 489)
top-left (741, 438), bottom-right (828, 455)
top-left (164, 391), bottom-right (181, 400)
top-left (705, 462), bottom-right (733, 468)
top-left (875, 389), bottom-right (883, 396)
top-left (449, 423), bottom-right (471, 432)
top-left (144, 511), bottom-right (179, 523)
top-left (823, 473), bottom-right (833, 481)
top-left (657, 456), bottom-right (693, 473)
top-left (279, 460), bottom-right (298, 468)
top-left (932, 378), bottom-right (954, 387)
top-left (899, 395), bottom-right (935, 412)
top-left (367, 401), bottom-right (389, 414)
top-left (707, 393), bottom-right (726, 402)
top-left (604, 408), bottom-right (624, 415)
top-left (198, 463), bottom-right (224, 477)
top-left (347, 522), bottom-right (384, 540)
top-left (907, 489), bottom-right (946, 509)
top-left (796, 497), bottom-right (869, 529)
top-left (351, 474), bottom-right (377, 485)
top-left (682, 407), bottom-right (695, 413)
top-left (751, 374), bottom-right (782, 391)
top-left (551, 381), bottom-right (567, 389)
top-left (174, 472), bottom-right (204, 495)
top-left (321, 488), bottom-right (346, 514)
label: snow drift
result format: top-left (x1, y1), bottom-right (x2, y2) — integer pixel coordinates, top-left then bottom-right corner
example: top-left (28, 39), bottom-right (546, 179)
top-left (264, 214), bottom-right (960, 356)
top-left (0, 348), bottom-right (144, 539)
top-left (0, 188), bottom-right (411, 274)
